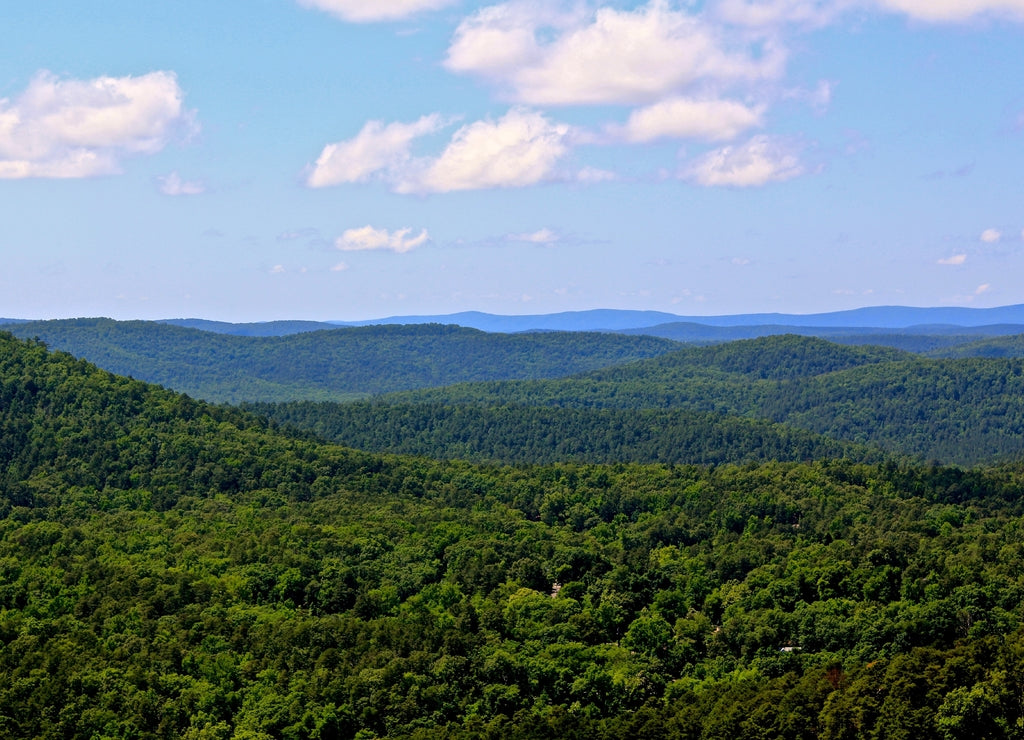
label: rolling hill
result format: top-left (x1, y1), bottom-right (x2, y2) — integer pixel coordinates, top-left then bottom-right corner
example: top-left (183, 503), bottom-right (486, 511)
top-left (5, 331), bottom-right (1024, 736)
top-left (2, 318), bottom-right (681, 403)
top-left (282, 335), bottom-right (1024, 465)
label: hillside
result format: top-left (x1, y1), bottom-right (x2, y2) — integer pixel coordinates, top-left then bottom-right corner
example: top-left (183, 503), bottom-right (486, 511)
top-left (244, 400), bottom-right (877, 466)
top-left (6, 332), bottom-right (1024, 736)
top-left (359, 335), bottom-right (1024, 465)
top-left (625, 322), bottom-right (1023, 354)
top-left (927, 333), bottom-right (1024, 359)
top-left (2, 318), bottom-right (681, 403)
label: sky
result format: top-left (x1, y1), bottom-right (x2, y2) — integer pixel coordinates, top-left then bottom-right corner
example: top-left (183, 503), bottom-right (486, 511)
top-left (2, 0), bottom-right (1024, 321)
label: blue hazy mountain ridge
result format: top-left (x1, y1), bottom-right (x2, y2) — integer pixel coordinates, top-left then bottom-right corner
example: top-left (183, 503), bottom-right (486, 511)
top-left (6, 305), bottom-right (1024, 335)
top-left (329, 304), bottom-right (1024, 333)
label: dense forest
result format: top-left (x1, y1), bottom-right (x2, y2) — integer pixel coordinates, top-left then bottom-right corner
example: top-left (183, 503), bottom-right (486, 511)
top-left (319, 335), bottom-right (1024, 466)
top-left (2, 319), bottom-right (681, 403)
top-left (626, 321), bottom-right (1024, 354)
top-left (5, 331), bottom-right (1024, 737)
top-left (242, 400), bottom-right (878, 466)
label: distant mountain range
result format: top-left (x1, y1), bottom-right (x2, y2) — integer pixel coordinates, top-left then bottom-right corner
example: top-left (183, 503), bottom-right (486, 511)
top-left (328, 305), bottom-right (1024, 332)
top-left (4, 304), bottom-right (1024, 336)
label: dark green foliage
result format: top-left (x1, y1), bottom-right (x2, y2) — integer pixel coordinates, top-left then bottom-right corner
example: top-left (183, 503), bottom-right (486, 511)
top-left (244, 400), bottom-right (878, 465)
top-left (8, 332), bottom-right (1024, 737)
top-left (928, 333), bottom-right (1024, 359)
top-left (373, 334), bottom-right (1024, 465)
top-left (4, 319), bottom-right (681, 403)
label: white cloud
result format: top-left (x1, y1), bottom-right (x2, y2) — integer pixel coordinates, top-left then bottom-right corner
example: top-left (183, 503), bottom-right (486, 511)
top-left (158, 171), bottom-right (204, 196)
top-left (938, 254), bottom-right (968, 265)
top-left (716, 0), bottom-right (1024, 27)
top-left (981, 228), bottom-right (1002, 243)
top-left (976, 283), bottom-right (992, 294)
top-left (296, 0), bottom-right (457, 22)
top-left (783, 80), bottom-right (835, 114)
top-left (874, 0), bottom-right (1024, 21)
top-left (576, 166), bottom-right (617, 183)
top-left (612, 97), bottom-right (765, 143)
top-left (308, 109), bottom-right (571, 194)
top-left (398, 108), bottom-right (571, 193)
top-left (445, 0), bottom-right (786, 106)
top-left (335, 226), bottom-right (430, 253)
top-left (509, 228), bottom-right (559, 243)
top-left (306, 114), bottom-right (445, 188)
top-left (0, 70), bottom-right (194, 179)
top-left (683, 135), bottom-right (805, 186)
top-left (715, 0), bottom-right (850, 28)
top-left (270, 264), bottom-right (287, 274)
top-left (330, 261), bottom-right (349, 272)
top-left (445, 2), bottom-right (565, 77)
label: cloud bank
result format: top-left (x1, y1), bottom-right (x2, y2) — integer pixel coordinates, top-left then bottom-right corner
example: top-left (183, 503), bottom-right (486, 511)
top-left (303, 0), bottom-right (1024, 197)
top-left (446, 1), bottom-right (785, 106)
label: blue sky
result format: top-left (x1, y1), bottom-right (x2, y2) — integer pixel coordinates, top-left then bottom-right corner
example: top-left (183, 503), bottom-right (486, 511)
top-left (2, 0), bottom-right (1024, 321)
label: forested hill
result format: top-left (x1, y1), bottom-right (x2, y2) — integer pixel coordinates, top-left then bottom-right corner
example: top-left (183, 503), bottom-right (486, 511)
top-left (9, 331), bottom-right (1024, 736)
top-left (927, 333), bottom-right (1024, 359)
top-left (243, 336), bottom-right (899, 465)
top-left (361, 334), bottom-right (1024, 465)
top-left (3, 318), bottom-right (680, 403)
top-left (244, 400), bottom-right (878, 466)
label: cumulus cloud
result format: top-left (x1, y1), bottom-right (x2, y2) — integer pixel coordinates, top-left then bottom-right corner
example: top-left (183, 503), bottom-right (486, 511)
top-left (508, 228), bottom-right (559, 243)
top-left (158, 171), bottom-right (204, 196)
top-left (683, 135), bottom-right (805, 186)
top-left (611, 97), bottom-right (765, 143)
top-left (401, 108), bottom-right (570, 193)
top-left (335, 226), bottom-right (430, 253)
top-left (296, 0), bottom-right (457, 22)
top-left (0, 70), bottom-right (194, 179)
top-left (306, 114), bottom-right (446, 188)
top-left (938, 254), bottom-right (968, 265)
top-left (308, 109), bottom-right (571, 193)
top-left (445, 0), bottom-right (786, 106)
top-left (981, 228), bottom-right (1002, 243)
